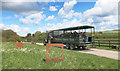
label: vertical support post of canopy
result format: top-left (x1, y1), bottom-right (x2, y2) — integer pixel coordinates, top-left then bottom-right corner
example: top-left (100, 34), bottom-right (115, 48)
top-left (63, 30), bottom-right (65, 34)
top-left (58, 30), bottom-right (59, 36)
top-left (91, 28), bottom-right (93, 48)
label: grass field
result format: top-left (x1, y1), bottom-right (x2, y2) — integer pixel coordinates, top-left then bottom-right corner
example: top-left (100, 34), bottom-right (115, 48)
top-left (95, 30), bottom-right (118, 39)
top-left (2, 42), bottom-right (119, 69)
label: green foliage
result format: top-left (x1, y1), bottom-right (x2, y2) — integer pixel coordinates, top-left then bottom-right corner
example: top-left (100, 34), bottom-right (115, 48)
top-left (25, 33), bottom-right (32, 42)
top-left (30, 31), bottom-right (47, 42)
top-left (38, 32), bottom-right (48, 42)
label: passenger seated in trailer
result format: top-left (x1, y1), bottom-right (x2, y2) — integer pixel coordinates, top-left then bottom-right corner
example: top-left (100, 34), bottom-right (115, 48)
top-left (70, 31), bottom-right (77, 38)
top-left (82, 32), bottom-right (88, 42)
top-left (73, 31), bottom-right (77, 34)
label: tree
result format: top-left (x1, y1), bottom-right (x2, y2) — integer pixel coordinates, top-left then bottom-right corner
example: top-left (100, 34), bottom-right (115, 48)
top-left (26, 33), bottom-right (31, 37)
top-left (33, 31), bottom-right (41, 42)
top-left (26, 33), bottom-right (32, 42)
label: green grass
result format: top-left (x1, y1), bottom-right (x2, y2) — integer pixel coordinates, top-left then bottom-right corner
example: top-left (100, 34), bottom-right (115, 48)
top-left (2, 42), bottom-right (119, 69)
top-left (95, 30), bottom-right (118, 39)
top-left (88, 44), bottom-right (119, 51)
top-left (92, 46), bottom-right (119, 51)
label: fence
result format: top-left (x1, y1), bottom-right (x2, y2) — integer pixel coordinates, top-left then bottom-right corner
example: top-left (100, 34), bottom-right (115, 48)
top-left (95, 40), bottom-right (120, 48)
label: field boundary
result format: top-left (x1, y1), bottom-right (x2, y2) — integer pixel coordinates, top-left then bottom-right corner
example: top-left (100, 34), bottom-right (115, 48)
top-left (95, 40), bottom-right (120, 48)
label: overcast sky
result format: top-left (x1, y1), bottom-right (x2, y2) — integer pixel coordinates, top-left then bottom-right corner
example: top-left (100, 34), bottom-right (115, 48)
top-left (0, 0), bottom-right (119, 36)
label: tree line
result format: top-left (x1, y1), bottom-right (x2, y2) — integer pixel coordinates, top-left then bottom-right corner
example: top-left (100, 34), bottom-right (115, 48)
top-left (1, 29), bottom-right (48, 42)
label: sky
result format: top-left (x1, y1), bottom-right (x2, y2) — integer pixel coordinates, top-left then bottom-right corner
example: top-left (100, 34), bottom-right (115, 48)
top-left (0, 0), bottom-right (119, 36)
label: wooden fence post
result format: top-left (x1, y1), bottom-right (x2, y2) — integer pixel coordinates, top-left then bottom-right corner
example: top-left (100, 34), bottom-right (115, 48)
top-left (109, 41), bottom-right (110, 48)
top-left (99, 40), bottom-right (100, 47)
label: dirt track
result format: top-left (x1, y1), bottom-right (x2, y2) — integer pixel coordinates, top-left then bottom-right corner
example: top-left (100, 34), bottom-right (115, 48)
top-left (76, 48), bottom-right (120, 60)
top-left (36, 43), bottom-right (120, 60)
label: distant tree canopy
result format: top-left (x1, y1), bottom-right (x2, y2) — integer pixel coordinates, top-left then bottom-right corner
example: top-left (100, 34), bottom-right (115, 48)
top-left (24, 31), bottom-right (47, 42)
top-left (2, 29), bottom-right (48, 42)
top-left (25, 33), bottom-right (32, 42)
top-left (26, 33), bottom-right (31, 37)
top-left (31, 31), bottom-right (47, 42)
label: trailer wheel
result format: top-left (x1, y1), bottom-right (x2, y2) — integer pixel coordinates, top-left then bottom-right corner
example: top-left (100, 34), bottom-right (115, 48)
top-left (66, 44), bottom-right (70, 49)
top-left (82, 46), bottom-right (86, 50)
top-left (75, 45), bottom-right (78, 49)
top-left (43, 41), bottom-right (46, 46)
top-left (70, 44), bottom-right (75, 50)
top-left (48, 40), bottom-right (51, 44)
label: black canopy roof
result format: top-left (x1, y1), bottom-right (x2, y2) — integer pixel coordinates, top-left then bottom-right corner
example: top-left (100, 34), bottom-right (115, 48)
top-left (53, 25), bottom-right (94, 31)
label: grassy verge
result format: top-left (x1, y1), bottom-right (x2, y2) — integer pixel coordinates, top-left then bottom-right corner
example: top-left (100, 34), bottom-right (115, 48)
top-left (93, 46), bottom-right (119, 51)
top-left (88, 45), bottom-right (119, 51)
top-left (2, 42), bottom-right (118, 69)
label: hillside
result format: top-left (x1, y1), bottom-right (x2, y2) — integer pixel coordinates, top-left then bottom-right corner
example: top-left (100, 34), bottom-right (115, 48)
top-left (1, 29), bottom-right (22, 42)
top-left (95, 30), bottom-right (118, 39)
top-left (1, 29), bottom-right (48, 42)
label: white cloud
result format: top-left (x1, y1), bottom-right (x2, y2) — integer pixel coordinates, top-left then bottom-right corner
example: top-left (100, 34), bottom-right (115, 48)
top-left (55, 6), bottom-right (60, 7)
top-left (63, 19), bottom-right (68, 22)
top-left (58, 0), bottom-right (77, 18)
top-left (2, 2), bottom-right (48, 15)
top-left (49, 6), bottom-right (57, 11)
top-left (19, 12), bottom-right (45, 25)
top-left (83, 0), bottom-right (119, 18)
top-left (63, 0), bottom-right (77, 12)
top-left (47, 23), bottom-right (55, 26)
top-left (73, 12), bottom-right (82, 18)
top-left (0, 24), bottom-right (31, 36)
top-left (37, 19), bottom-right (83, 32)
top-left (0, 24), bottom-right (5, 29)
top-left (14, 14), bottom-right (19, 18)
top-left (38, 0), bottom-right (119, 32)
top-left (45, 15), bottom-right (55, 21)
top-left (42, 7), bottom-right (45, 10)
top-left (81, 0), bottom-right (119, 31)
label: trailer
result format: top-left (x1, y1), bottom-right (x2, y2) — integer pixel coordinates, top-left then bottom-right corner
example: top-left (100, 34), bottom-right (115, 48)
top-left (43, 25), bottom-right (95, 50)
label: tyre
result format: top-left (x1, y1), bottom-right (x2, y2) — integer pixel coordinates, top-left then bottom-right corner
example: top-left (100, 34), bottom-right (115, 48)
top-left (43, 41), bottom-right (46, 46)
top-left (48, 40), bottom-right (51, 44)
top-left (82, 46), bottom-right (86, 50)
top-left (66, 44), bottom-right (70, 49)
top-left (75, 45), bottom-right (78, 49)
top-left (70, 44), bottom-right (75, 50)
